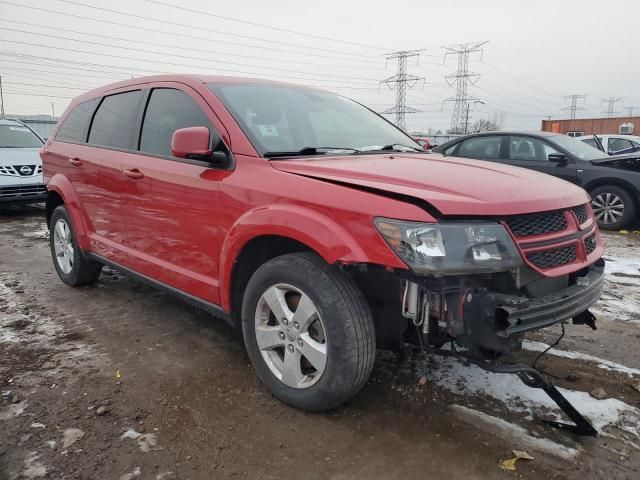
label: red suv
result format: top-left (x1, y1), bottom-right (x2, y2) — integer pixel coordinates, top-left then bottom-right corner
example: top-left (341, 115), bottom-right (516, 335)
top-left (42, 75), bottom-right (605, 411)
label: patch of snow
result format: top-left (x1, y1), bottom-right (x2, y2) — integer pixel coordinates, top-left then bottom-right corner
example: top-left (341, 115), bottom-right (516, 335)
top-left (451, 405), bottom-right (580, 460)
top-left (594, 234), bottom-right (640, 324)
top-left (30, 422), bottom-right (46, 429)
top-left (46, 440), bottom-right (56, 449)
top-left (121, 429), bottom-right (158, 453)
top-left (119, 467), bottom-right (141, 480)
top-left (22, 453), bottom-right (46, 479)
top-left (62, 428), bottom-right (84, 449)
top-left (419, 353), bottom-right (640, 437)
top-left (0, 401), bottom-right (27, 421)
top-left (523, 340), bottom-right (640, 377)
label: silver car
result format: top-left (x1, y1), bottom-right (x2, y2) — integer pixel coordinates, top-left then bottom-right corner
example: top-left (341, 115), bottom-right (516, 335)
top-left (0, 119), bottom-right (47, 205)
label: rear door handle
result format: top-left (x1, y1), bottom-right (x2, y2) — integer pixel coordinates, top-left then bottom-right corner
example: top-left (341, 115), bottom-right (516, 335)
top-left (68, 158), bottom-right (82, 167)
top-left (123, 168), bottom-right (144, 180)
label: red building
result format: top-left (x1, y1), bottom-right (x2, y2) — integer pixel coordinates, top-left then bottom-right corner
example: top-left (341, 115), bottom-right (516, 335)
top-left (541, 116), bottom-right (638, 136)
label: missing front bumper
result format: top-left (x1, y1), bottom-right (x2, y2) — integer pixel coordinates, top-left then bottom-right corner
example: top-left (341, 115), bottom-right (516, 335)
top-left (459, 260), bottom-right (604, 353)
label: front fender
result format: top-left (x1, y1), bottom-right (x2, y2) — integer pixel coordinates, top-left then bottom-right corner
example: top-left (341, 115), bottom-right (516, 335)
top-left (46, 174), bottom-right (92, 250)
top-left (218, 203), bottom-right (406, 311)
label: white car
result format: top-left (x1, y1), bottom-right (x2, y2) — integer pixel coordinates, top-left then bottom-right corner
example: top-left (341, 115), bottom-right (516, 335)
top-left (0, 119), bottom-right (47, 206)
top-left (576, 134), bottom-right (640, 156)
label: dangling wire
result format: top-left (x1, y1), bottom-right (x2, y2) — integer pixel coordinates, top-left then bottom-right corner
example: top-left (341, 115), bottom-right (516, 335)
top-left (532, 322), bottom-right (566, 379)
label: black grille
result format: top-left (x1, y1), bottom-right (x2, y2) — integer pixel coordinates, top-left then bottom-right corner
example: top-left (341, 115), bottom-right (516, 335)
top-left (584, 233), bottom-right (597, 255)
top-left (527, 245), bottom-right (577, 269)
top-left (572, 204), bottom-right (589, 224)
top-left (506, 210), bottom-right (567, 237)
top-left (0, 184), bottom-right (47, 197)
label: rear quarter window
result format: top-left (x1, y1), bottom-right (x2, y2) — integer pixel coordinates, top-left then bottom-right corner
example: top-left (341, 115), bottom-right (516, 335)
top-left (88, 90), bottom-right (144, 149)
top-left (55, 98), bottom-right (99, 143)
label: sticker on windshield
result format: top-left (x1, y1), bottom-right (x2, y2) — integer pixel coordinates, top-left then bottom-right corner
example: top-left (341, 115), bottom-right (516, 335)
top-left (9, 127), bottom-right (30, 132)
top-left (258, 125), bottom-right (279, 137)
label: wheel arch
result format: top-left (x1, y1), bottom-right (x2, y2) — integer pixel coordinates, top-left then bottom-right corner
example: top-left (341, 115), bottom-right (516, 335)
top-left (45, 174), bottom-right (92, 249)
top-left (219, 204), bottom-right (403, 318)
top-left (584, 177), bottom-right (640, 202)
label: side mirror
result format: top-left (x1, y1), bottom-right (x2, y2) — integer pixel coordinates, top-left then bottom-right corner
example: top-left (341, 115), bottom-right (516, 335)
top-left (171, 126), bottom-right (212, 159)
top-left (548, 153), bottom-right (567, 164)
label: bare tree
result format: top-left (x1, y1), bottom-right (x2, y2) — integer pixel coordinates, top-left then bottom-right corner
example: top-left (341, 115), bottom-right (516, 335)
top-left (471, 118), bottom-right (500, 133)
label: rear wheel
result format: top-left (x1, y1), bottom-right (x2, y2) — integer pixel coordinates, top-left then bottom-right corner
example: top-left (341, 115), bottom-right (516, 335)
top-left (590, 185), bottom-right (637, 230)
top-left (241, 252), bottom-right (375, 411)
top-left (49, 205), bottom-right (102, 286)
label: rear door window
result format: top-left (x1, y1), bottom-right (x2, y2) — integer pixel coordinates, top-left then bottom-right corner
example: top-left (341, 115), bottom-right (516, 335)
top-left (139, 88), bottom-right (216, 157)
top-left (55, 98), bottom-right (99, 143)
top-left (88, 90), bottom-right (144, 149)
top-left (608, 137), bottom-right (634, 154)
top-left (457, 136), bottom-right (503, 159)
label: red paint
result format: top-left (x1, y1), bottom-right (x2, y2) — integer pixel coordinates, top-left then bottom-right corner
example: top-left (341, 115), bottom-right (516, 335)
top-left (42, 75), bottom-right (603, 315)
top-left (171, 126), bottom-right (212, 159)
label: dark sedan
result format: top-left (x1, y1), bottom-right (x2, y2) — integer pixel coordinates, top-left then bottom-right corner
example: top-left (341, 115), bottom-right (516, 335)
top-left (433, 131), bottom-right (640, 229)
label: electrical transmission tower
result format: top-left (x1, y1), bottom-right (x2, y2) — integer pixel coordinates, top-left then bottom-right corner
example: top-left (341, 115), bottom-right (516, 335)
top-left (561, 95), bottom-right (586, 119)
top-left (600, 97), bottom-right (624, 117)
top-left (380, 50), bottom-right (424, 131)
top-left (624, 106), bottom-right (639, 117)
top-left (442, 41), bottom-right (488, 133)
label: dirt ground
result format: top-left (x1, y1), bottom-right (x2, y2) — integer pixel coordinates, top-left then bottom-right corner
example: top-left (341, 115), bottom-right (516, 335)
top-left (1, 205), bottom-right (639, 480)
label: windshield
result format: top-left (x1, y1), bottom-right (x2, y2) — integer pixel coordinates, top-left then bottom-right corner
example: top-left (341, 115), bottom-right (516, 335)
top-left (208, 83), bottom-right (420, 156)
top-left (0, 124), bottom-right (43, 148)
top-left (548, 134), bottom-right (605, 161)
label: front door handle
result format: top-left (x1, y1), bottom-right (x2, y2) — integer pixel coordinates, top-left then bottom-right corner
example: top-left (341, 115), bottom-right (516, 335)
top-left (68, 158), bottom-right (82, 167)
top-left (123, 168), bottom-right (144, 180)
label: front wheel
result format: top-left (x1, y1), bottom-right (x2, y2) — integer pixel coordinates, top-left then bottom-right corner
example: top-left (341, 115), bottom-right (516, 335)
top-left (241, 252), bottom-right (376, 411)
top-left (590, 185), bottom-right (637, 230)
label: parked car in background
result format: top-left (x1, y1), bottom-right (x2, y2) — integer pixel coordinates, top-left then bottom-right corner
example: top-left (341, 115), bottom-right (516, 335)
top-left (0, 119), bottom-right (46, 206)
top-left (433, 131), bottom-right (640, 230)
top-left (577, 134), bottom-right (640, 156)
top-left (413, 136), bottom-right (437, 150)
top-left (43, 76), bottom-right (604, 412)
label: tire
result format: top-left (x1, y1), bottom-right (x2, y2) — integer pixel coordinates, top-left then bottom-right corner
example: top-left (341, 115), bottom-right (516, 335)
top-left (49, 205), bottom-right (102, 286)
top-left (590, 185), bottom-right (637, 230)
top-left (241, 252), bottom-right (375, 411)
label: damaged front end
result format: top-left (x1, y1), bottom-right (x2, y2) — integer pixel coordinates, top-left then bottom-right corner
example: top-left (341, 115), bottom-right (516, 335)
top-left (355, 203), bottom-right (605, 435)
top-left (398, 259), bottom-right (603, 357)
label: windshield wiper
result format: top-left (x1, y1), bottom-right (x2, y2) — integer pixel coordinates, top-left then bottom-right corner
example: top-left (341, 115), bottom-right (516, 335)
top-left (264, 146), bottom-right (361, 158)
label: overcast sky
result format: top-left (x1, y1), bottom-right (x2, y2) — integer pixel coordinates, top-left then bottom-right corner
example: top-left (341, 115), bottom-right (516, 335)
top-left (0, 0), bottom-right (638, 132)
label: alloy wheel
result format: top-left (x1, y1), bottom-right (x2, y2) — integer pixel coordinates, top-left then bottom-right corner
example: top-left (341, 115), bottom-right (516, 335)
top-left (592, 193), bottom-right (625, 225)
top-left (53, 218), bottom-right (74, 274)
top-left (254, 283), bottom-right (327, 389)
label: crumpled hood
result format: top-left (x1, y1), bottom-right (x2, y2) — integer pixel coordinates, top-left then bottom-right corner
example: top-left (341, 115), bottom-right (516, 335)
top-left (591, 154), bottom-right (640, 172)
top-left (0, 148), bottom-right (42, 165)
top-left (271, 153), bottom-right (590, 216)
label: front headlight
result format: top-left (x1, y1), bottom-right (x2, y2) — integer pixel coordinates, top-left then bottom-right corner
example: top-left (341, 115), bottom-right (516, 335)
top-left (374, 218), bottom-right (523, 275)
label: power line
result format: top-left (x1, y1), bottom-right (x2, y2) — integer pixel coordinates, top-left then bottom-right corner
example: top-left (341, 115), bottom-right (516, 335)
top-left (0, 61), bottom-right (127, 81)
top-left (141, 0), bottom-right (389, 50)
top-left (442, 41), bottom-right (488, 133)
top-left (379, 50), bottom-right (424, 131)
top-left (53, 0), bottom-right (381, 60)
top-left (562, 95), bottom-right (586, 120)
top-left (600, 97), bottom-right (623, 117)
top-left (0, 18), bottom-right (385, 72)
top-left (0, 29), bottom-right (382, 83)
top-left (0, 39), bottom-right (383, 87)
top-left (2, 81), bottom-right (91, 90)
top-left (474, 61), bottom-right (560, 98)
top-left (0, 1), bottom-right (381, 64)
